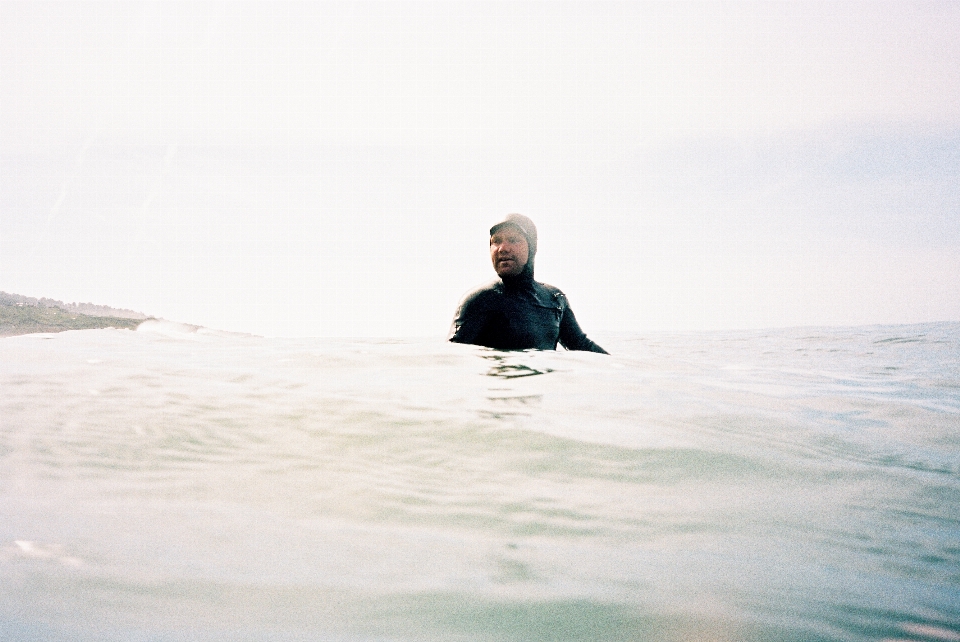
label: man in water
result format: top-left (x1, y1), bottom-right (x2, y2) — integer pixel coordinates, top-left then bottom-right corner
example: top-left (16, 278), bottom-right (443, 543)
top-left (448, 213), bottom-right (608, 353)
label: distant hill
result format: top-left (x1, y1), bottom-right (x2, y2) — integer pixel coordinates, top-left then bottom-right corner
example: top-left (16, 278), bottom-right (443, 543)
top-left (0, 292), bottom-right (152, 337)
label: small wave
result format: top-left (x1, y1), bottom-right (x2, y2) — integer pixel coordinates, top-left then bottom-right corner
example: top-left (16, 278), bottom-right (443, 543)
top-left (136, 319), bottom-right (203, 336)
top-left (874, 335), bottom-right (926, 344)
top-left (136, 319), bottom-right (258, 340)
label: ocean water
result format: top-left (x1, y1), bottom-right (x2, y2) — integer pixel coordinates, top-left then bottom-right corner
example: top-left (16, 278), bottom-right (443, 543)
top-left (1, 321), bottom-right (958, 642)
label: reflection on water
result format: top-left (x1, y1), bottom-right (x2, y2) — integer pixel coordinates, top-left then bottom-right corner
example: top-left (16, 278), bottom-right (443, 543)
top-left (482, 352), bottom-right (555, 379)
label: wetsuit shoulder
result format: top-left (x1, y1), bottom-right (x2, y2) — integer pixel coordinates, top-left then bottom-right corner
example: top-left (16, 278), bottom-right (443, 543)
top-left (535, 281), bottom-right (563, 296)
top-left (455, 280), bottom-right (503, 308)
top-left (448, 280), bottom-right (502, 344)
top-left (531, 281), bottom-right (567, 307)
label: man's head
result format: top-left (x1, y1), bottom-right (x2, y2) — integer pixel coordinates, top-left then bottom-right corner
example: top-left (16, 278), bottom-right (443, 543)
top-left (489, 213), bottom-right (538, 279)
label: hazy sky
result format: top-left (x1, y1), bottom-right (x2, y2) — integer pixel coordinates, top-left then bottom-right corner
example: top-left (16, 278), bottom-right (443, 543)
top-left (2, 1), bottom-right (959, 337)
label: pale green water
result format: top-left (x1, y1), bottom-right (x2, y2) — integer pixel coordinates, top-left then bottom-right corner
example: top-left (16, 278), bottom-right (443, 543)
top-left (1, 322), bottom-right (958, 641)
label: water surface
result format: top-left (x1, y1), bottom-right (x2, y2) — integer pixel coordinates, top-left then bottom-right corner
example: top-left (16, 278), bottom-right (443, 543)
top-left (1, 322), bottom-right (958, 641)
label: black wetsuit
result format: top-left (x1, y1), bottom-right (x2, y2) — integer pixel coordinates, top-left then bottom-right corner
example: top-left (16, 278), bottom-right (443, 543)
top-left (448, 270), bottom-right (608, 353)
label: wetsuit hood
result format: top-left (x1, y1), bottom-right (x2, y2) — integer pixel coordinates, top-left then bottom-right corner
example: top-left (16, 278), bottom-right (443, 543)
top-left (490, 213), bottom-right (538, 259)
top-left (490, 213), bottom-right (538, 285)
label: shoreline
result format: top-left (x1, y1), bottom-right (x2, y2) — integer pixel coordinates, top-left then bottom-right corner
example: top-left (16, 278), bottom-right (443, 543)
top-left (0, 293), bottom-right (150, 338)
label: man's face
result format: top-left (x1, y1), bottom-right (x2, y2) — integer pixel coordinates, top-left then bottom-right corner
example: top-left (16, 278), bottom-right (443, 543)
top-left (490, 225), bottom-right (529, 278)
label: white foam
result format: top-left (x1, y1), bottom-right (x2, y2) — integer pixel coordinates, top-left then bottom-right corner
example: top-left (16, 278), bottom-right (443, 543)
top-left (136, 319), bottom-right (203, 338)
top-left (136, 319), bottom-right (257, 340)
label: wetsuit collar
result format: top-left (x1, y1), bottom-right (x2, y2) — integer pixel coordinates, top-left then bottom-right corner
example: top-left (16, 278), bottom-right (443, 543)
top-left (500, 261), bottom-right (535, 291)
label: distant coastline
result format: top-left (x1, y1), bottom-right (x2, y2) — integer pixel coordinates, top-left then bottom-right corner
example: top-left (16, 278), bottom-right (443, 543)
top-left (0, 292), bottom-right (152, 337)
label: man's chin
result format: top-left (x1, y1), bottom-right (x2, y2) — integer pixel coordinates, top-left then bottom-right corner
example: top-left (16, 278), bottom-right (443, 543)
top-left (495, 264), bottom-right (524, 278)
